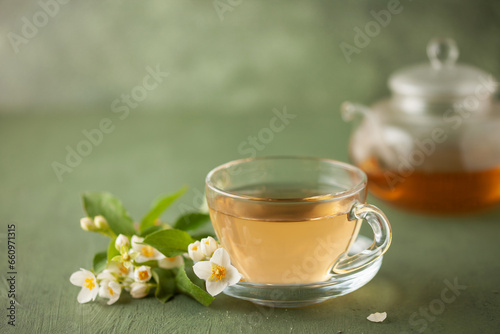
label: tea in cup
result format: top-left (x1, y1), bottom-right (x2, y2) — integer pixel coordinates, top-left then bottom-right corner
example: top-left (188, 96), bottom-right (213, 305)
top-left (205, 156), bottom-right (391, 285)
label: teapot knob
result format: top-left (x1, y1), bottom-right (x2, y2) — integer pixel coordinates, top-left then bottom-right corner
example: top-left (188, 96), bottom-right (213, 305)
top-left (427, 37), bottom-right (459, 70)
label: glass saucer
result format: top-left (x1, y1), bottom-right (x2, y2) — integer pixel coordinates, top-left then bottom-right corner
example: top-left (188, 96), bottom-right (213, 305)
top-left (223, 235), bottom-right (383, 308)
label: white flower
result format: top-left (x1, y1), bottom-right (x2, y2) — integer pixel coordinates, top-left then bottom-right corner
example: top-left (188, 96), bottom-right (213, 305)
top-left (97, 270), bottom-right (116, 282)
top-left (70, 268), bottom-right (99, 303)
top-left (131, 235), bottom-right (164, 262)
top-left (99, 279), bottom-right (121, 305)
top-left (130, 282), bottom-right (150, 298)
top-left (193, 248), bottom-right (241, 296)
top-left (115, 234), bottom-right (130, 251)
top-left (80, 217), bottom-right (95, 231)
top-left (106, 261), bottom-right (133, 277)
top-left (94, 215), bottom-right (109, 229)
top-left (188, 241), bottom-right (205, 262)
top-left (158, 256), bottom-right (184, 269)
top-left (134, 265), bottom-right (152, 283)
top-left (367, 312), bottom-right (387, 323)
top-left (200, 237), bottom-right (219, 258)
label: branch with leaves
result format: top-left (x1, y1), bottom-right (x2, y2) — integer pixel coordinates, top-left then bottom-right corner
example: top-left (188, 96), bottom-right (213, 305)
top-left (70, 188), bottom-right (241, 306)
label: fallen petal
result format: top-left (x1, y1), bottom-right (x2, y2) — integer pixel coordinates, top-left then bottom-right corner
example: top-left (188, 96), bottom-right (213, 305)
top-left (367, 312), bottom-right (387, 323)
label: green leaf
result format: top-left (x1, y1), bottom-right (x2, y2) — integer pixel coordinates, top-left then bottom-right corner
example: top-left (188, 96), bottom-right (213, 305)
top-left (82, 192), bottom-right (135, 236)
top-left (152, 268), bottom-right (176, 303)
top-left (140, 187), bottom-right (187, 232)
top-left (107, 238), bottom-right (120, 262)
top-left (183, 258), bottom-right (205, 289)
top-left (176, 266), bottom-right (214, 306)
top-left (133, 260), bottom-right (158, 268)
top-left (142, 229), bottom-right (194, 257)
top-left (139, 225), bottom-right (163, 237)
top-left (92, 251), bottom-right (107, 273)
top-left (173, 212), bottom-right (211, 231)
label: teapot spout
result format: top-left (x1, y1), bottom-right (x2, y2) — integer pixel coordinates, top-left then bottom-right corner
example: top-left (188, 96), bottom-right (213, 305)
top-left (341, 102), bottom-right (371, 122)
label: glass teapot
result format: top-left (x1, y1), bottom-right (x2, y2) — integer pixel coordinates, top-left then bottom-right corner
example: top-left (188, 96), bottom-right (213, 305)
top-left (342, 37), bottom-right (500, 214)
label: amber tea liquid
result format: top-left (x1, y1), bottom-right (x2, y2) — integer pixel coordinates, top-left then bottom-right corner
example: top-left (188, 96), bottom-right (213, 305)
top-left (359, 158), bottom-right (500, 213)
top-left (209, 184), bottom-right (361, 284)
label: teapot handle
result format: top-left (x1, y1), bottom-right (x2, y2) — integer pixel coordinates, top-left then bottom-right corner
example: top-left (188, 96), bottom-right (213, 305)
top-left (340, 101), bottom-right (397, 168)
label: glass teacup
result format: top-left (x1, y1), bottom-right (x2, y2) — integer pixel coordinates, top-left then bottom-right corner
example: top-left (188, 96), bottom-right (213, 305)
top-left (205, 156), bottom-right (392, 306)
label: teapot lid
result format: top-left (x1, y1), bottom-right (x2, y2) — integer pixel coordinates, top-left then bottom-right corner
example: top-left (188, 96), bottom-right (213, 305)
top-left (388, 38), bottom-right (497, 98)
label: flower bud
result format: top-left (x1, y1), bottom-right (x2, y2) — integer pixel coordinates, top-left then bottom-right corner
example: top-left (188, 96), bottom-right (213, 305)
top-left (80, 217), bottom-right (95, 231)
top-left (115, 234), bottom-right (130, 251)
top-left (130, 282), bottom-right (150, 298)
top-left (201, 236), bottom-right (219, 259)
top-left (94, 215), bottom-right (109, 230)
top-left (188, 241), bottom-right (205, 262)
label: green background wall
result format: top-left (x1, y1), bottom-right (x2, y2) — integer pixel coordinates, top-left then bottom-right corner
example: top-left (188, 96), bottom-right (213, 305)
top-left (1, 1), bottom-right (499, 115)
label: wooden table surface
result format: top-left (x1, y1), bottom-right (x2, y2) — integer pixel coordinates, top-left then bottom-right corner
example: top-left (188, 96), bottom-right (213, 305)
top-left (1, 111), bottom-right (499, 334)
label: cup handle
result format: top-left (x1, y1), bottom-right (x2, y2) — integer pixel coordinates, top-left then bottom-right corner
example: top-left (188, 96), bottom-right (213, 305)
top-left (333, 202), bottom-right (392, 274)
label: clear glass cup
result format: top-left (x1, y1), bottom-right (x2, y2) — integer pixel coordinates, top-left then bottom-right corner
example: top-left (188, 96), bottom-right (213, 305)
top-left (205, 156), bottom-right (392, 307)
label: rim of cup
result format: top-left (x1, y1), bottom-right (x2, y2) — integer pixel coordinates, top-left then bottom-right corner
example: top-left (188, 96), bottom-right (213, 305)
top-left (205, 156), bottom-right (367, 203)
